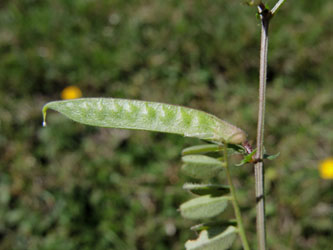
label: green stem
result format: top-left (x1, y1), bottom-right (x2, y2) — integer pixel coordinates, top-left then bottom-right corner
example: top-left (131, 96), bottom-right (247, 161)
top-left (223, 144), bottom-right (251, 250)
top-left (254, 3), bottom-right (274, 249)
top-left (254, 3), bottom-right (285, 249)
top-left (271, 0), bottom-right (286, 15)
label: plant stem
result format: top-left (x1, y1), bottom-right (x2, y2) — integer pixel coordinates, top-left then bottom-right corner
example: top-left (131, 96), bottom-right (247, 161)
top-left (271, 0), bottom-right (286, 15)
top-left (223, 144), bottom-right (251, 250)
top-left (254, 4), bottom-right (271, 250)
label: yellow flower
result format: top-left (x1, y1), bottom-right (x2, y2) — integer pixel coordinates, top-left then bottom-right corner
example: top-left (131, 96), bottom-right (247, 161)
top-left (319, 158), bottom-right (333, 179)
top-left (61, 86), bottom-right (82, 100)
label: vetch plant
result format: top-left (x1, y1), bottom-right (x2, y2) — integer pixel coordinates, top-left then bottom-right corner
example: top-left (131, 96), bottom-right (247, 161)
top-left (42, 1), bottom-right (286, 249)
top-left (43, 98), bottom-right (252, 249)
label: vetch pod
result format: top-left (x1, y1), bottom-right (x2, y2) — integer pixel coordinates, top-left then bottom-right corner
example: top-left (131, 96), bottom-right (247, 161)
top-left (42, 98), bottom-right (247, 144)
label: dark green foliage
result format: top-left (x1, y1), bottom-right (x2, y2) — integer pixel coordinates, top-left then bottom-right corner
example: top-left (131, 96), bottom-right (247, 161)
top-left (0, 0), bottom-right (332, 249)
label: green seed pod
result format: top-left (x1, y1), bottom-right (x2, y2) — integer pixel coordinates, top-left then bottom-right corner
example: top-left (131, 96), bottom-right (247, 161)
top-left (42, 98), bottom-right (247, 144)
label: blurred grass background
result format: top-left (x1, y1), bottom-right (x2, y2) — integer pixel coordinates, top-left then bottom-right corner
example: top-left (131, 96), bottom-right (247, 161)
top-left (0, 0), bottom-right (332, 249)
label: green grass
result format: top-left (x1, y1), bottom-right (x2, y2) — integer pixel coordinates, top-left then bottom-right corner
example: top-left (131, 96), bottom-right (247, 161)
top-left (0, 0), bottom-right (332, 249)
